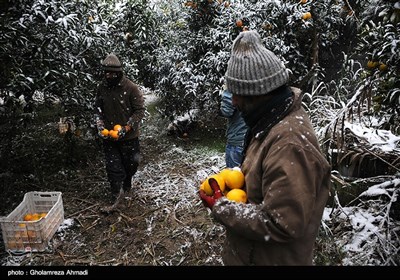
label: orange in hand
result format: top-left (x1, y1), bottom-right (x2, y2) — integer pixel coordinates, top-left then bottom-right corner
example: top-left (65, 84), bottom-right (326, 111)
top-left (109, 130), bottom-right (119, 139)
top-left (101, 129), bottom-right (109, 137)
top-left (224, 168), bottom-right (245, 189)
top-left (226, 189), bottom-right (247, 203)
top-left (202, 174), bottom-right (226, 195)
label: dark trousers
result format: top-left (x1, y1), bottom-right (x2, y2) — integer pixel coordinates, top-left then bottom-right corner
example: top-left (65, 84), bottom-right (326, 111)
top-left (103, 137), bottom-right (140, 193)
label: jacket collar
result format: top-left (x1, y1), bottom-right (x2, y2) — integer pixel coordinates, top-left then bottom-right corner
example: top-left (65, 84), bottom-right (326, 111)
top-left (242, 86), bottom-right (296, 156)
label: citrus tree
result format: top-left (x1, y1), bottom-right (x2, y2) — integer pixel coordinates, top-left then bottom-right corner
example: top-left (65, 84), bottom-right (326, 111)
top-left (0, 0), bottom-right (159, 178)
top-left (0, 0), bottom-right (158, 124)
top-left (1, 0), bottom-right (103, 121)
top-left (152, 0), bottom-right (232, 123)
top-left (152, 0), bottom-right (361, 124)
top-left (356, 0), bottom-right (400, 133)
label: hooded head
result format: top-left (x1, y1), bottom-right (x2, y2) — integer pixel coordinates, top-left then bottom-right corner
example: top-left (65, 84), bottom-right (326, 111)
top-left (101, 53), bottom-right (123, 87)
top-left (101, 53), bottom-right (123, 72)
top-left (225, 31), bottom-right (289, 96)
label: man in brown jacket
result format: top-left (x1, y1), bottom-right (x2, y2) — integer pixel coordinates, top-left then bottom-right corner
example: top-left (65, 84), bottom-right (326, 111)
top-left (199, 31), bottom-right (331, 265)
top-left (94, 53), bottom-right (145, 210)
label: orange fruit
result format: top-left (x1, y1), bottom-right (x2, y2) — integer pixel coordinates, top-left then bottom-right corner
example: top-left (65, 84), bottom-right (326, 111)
top-left (113, 124), bottom-right (122, 131)
top-left (226, 189), bottom-right (247, 203)
top-left (101, 129), bottom-right (109, 137)
top-left (7, 241), bottom-right (17, 249)
top-left (200, 180), bottom-right (206, 192)
top-left (236, 19), bottom-right (243, 28)
top-left (218, 168), bottom-right (232, 184)
top-left (379, 63), bottom-right (388, 71)
top-left (109, 130), bottom-right (119, 139)
top-left (367, 60), bottom-right (379, 69)
top-left (202, 174), bottom-right (226, 195)
top-left (200, 179), bottom-right (213, 196)
top-left (31, 213), bottom-right (40, 221)
top-left (302, 12), bottom-right (311, 20)
top-left (223, 168), bottom-right (245, 189)
top-left (300, 0), bottom-right (307, 4)
top-left (39, 213), bottom-right (47, 218)
top-left (23, 214), bottom-right (33, 221)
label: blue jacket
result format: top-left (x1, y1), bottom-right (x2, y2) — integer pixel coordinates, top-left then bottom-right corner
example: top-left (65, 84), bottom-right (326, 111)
top-left (219, 90), bottom-right (248, 146)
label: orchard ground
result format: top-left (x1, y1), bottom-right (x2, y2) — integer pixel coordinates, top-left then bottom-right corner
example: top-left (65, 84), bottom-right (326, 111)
top-left (0, 92), bottom-right (343, 266)
top-left (0, 92), bottom-right (228, 266)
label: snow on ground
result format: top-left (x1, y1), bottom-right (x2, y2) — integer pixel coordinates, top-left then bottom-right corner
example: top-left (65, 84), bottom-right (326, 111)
top-left (2, 96), bottom-right (398, 266)
top-left (143, 92), bottom-right (159, 106)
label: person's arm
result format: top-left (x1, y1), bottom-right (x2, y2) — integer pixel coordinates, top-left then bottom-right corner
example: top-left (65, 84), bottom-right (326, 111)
top-left (220, 90), bottom-right (236, 118)
top-left (212, 143), bottom-right (326, 243)
top-left (126, 83), bottom-right (145, 130)
top-left (94, 89), bottom-right (105, 130)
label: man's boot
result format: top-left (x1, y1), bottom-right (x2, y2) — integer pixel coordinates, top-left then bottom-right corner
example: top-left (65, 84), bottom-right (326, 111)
top-left (123, 176), bottom-right (133, 192)
top-left (110, 181), bottom-right (123, 200)
top-left (111, 186), bottom-right (124, 207)
top-left (101, 181), bottom-right (124, 213)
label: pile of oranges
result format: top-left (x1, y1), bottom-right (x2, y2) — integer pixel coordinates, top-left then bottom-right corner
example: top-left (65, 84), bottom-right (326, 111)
top-left (23, 212), bottom-right (47, 222)
top-left (200, 168), bottom-right (247, 203)
top-left (100, 124), bottom-right (122, 140)
top-left (5, 212), bottom-right (49, 249)
top-left (12, 212), bottom-right (48, 241)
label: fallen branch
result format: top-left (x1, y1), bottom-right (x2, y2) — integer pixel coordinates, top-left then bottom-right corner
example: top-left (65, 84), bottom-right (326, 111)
top-left (67, 203), bottom-right (99, 218)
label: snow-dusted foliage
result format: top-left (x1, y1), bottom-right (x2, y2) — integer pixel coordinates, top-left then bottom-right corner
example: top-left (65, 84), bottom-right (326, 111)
top-left (356, 0), bottom-right (400, 134)
top-left (151, 0), bottom-right (399, 135)
top-left (151, 0), bottom-right (232, 122)
top-left (323, 178), bottom-right (400, 265)
top-left (0, 0), bottom-right (399, 266)
top-left (0, 0), bottom-right (158, 122)
top-left (152, 0), bottom-right (354, 123)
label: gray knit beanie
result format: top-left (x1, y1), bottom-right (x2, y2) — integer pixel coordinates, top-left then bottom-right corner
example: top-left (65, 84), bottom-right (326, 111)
top-left (225, 31), bottom-right (289, 96)
top-left (101, 53), bottom-right (123, 72)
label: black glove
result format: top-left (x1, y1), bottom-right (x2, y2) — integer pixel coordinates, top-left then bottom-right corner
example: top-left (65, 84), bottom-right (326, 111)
top-left (96, 120), bottom-right (108, 139)
top-left (199, 178), bottom-right (223, 209)
top-left (118, 125), bottom-right (131, 139)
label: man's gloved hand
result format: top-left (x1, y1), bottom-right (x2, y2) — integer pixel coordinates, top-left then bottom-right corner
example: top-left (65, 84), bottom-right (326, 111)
top-left (96, 120), bottom-right (108, 139)
top-left (96, 118), bottom-right (104, 130)
top-left (98, 128), bottom-right (109, 139)
top-left (199, 178), bottom-right (223, 209)
top-left (118, 125), bottom-right (131, 138)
